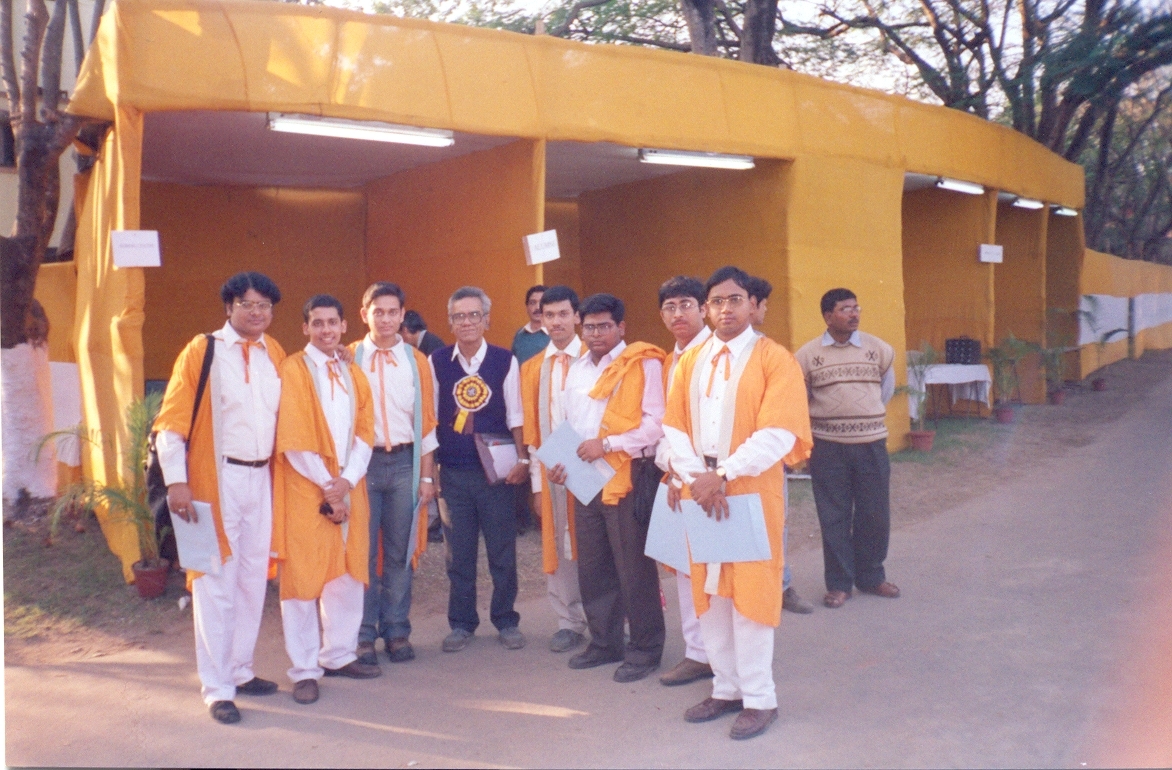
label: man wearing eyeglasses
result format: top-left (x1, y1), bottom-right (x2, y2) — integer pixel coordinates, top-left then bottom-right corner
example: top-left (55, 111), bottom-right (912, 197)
top-left (652, 276), bottom-right (714, 688)
top-left (429, 286), bottom-right (530, 654)
top-left (547, 293), bottom-right (667, 683)
top-left (794, 288), bottom-right (897, 610)
top-left (662, 265), bottom-right (812, 740)
top-left (156, 272), bottom-right (286, 724)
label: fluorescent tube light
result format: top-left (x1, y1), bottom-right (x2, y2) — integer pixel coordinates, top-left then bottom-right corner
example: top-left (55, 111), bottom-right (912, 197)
top-left (1012, 197), bottom-right (1045, 210)
top-left (1052, 206), bottom-right (1078, 217)
top-left (638, 148), bottom-right (755, 170)
top-left (935, 177), bottom-right (985, 195)
top-left (267, 113), bottom-right (455, 147)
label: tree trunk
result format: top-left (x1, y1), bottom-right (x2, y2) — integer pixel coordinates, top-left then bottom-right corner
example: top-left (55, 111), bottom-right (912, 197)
top-left (679, 0), bottom-right (719, 56)
top-left (739, 0), bottom-right (780, 65)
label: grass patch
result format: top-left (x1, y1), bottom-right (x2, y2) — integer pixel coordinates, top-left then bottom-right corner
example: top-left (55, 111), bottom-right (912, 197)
top-left (893, 416), bottom-right (1008, 465)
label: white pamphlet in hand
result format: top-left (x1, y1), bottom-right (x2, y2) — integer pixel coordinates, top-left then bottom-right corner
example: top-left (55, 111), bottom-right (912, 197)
top-left (533, 421), bottom-right (616, 505)
top-left (171, 500), bottom-right (222, 576)
top-left (681, 493), bottom-right (772, 563)
top-left (644, 483), bottom-right (691, 575)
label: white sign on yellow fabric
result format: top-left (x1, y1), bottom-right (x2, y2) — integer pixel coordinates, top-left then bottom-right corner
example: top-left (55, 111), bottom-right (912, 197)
top-left (978, 244), bottom-right (1004, 264)
top-left (111, 230), bottom-right (161, 268)
top-left (522, 230), bottom-right (560, 266)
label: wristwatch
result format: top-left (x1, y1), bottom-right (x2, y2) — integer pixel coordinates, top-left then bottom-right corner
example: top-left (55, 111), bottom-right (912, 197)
top-left (420, 476), bottom-right (434, 484)
top-left (602, 437), bottom-right (612, 454)
top-left (715, 466), bottom-right (728, 480)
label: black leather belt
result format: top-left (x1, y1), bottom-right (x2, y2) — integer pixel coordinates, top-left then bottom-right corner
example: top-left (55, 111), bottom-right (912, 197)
top-left (225, 457), bottom-right (270, 468)
top-left (373, 443), bottom-right (413, 454)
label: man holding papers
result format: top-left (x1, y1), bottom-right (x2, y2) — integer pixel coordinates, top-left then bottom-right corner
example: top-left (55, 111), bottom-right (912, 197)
top-left (652, 276), bottom-right (715, 687)
top-left (157, 272), bottom-right (285, 724)
top-left (521, 285), bottom-right (589, 653)
top-left (350, 282), bottom-right (438, 668)
top-left (662, 265), bottom-right (812, 740)
top-left (273, 295), bottom-right (379, 707)
top-left (547, 293), bottom-right (667, 683)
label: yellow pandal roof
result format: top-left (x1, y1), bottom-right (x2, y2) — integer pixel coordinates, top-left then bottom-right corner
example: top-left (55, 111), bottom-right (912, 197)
top-left (70, 0), bottom-right (1083, 207)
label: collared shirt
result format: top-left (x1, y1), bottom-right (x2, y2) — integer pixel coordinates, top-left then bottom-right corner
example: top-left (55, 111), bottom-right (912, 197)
top-left (529, 336), bottom-right (583, 493)
top-left (286, 344), bottom-right (372, 490)
top-left (355, 334), bottom-right (438, 454)
top-left (429, 338), bottom-right (524, 430)
top-left (821, 329), bottom-right (896, 404)
top-left (664, 328), bottom-right (796, 484)
top-left (564, 340), bottom-right (665, 456)
top-left (656, 325), bottom-right (712, 474)
top-left (512, 322), bottom-right (551, 365)
top-left (157, 321), bottom-right (281, 485)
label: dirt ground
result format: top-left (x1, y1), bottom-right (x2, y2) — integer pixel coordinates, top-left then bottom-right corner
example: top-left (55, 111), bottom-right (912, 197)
top-left (7, 349), bottom-right (1171, 669)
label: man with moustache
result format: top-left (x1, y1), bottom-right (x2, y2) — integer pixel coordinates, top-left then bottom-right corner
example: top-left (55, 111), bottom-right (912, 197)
top-left (521, 285), bottom-right (589, 653)
top-left (273, 295), bottom-right (379, 706)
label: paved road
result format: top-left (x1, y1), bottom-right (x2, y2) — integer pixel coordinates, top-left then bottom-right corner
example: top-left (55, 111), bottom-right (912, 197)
top-left (7, 376), bottom-right (1172, 768)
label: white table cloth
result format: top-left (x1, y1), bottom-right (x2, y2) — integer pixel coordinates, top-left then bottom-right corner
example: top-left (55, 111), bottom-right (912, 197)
top-left (907, 363), bottom-right (992, 420)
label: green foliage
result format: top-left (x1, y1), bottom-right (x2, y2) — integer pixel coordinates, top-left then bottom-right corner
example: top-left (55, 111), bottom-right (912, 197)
top-left (895, 340), bottom-right (939, 432)
top-left (985, 333), bottom-right (1033, 405)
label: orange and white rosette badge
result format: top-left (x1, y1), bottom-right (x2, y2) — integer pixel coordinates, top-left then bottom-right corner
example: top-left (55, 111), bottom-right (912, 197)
top-left (452, 374), bottom-right (492, 434)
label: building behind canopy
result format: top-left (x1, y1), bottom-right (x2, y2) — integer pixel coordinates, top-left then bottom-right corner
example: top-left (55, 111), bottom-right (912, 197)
top-left (35, 0), bottom-right (1172, 575)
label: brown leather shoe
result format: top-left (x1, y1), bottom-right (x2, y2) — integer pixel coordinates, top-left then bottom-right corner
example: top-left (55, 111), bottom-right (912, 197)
top-left (355, 641), bottom-right (378, 666)
top-left (386, 637), bottom-right (415, 663)
top-left (730, 707), bottom-right (778, 739)
top-left (660, 658), bottom-right (715, 687)
top-left (292, 679), bottom-right (319, 705)
top-left (323, 660), bottom-right (382, 679)
top-left (859, 581), bottom-right (901, 598)
top-left (684, 697), bottom-right (744, 723)
top-left (823, 590), bottom-right (851, 608)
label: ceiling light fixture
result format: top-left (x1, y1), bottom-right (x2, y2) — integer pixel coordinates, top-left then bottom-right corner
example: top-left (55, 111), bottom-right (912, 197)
top-left (1052, 206), bottom-right (1079, 217)
top-left (935, 177), bottom-right (986, 195)
top-left (266, 113), bottom-right (455, 147)
top-left (638, 148), bottom-right (755, 170)
top-left (1012, 197), bottom-right (1045, 210)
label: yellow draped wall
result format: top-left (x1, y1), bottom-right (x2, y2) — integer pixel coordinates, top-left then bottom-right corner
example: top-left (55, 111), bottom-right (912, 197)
top-left (34, 262), bottom-right (78, 363)
top-left (994, 203), bottom-right (1047, 403)
top-left (1080, 249), bottom-right (1172, 377)
top-left (542, 199), bottom-right (582, 293)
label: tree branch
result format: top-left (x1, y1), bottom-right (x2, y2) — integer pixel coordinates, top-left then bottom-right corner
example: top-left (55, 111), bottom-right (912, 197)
top-left (1, 0), bottom-right (20, 119)
top-left (41, 0), bottom-right (69, 118)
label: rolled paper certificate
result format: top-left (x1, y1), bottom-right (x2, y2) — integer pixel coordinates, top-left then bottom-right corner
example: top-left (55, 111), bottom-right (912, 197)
top-left (453, 374), bottom-right (492, 434)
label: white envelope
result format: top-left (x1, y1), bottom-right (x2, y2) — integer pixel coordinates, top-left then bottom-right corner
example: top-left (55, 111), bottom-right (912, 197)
top-left (681, 493), bottom-right (772, 563)
top-left (644, 483), bottom-right (691, 575)
top-left (533, 421), bottom-right (616, 505)
top-left (171, 500), bottom-right (221, 575)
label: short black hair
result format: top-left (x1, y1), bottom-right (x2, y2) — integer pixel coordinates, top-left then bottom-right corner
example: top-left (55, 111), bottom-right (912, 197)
top-left (540, 285), bottom-right (579, 313)
top-left (402, 309), bottom-right (427, 333)
top-left (821, 288), bottom-right (857, 315)
top-left (747, 275), bottom-right (773, 302)
top-left (221, 272), bottom-right (281, 306)
top-left (525, 285), bottom-right (548, 304)
top-left (580, 293), bottom-right (625, 323)
top-left (303, 294), bottom-right (345, 322)
top-left (704, 266), bottom-right (753, 298)
top-left (362, 282), bottom-right (405, 308)
top-left (658, 276), bottom-right (705, 307)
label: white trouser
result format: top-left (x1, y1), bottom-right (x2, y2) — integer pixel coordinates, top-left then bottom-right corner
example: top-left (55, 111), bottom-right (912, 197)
top-left (677, 572), bottom-right (707, 664)
top-left (699, 594), bottom-right (777, 710)
top-left (547, 485), bottom-right (588, 634)
top-left (192, 462), bottom-right (273, 706)
top-left (281, 573), bottom-right (365, 682)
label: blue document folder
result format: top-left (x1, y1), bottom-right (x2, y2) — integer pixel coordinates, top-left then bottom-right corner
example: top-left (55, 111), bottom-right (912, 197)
top-left (533, 420), bottom-right (616, 505)
top-left (681, 493), bottom-right (772, 563)
top-left (643, 483), bottom-right (691, 575)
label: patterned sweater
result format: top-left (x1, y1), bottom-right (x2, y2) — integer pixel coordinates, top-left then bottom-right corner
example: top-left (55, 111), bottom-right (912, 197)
top-left (795, 331), bottom-right (894, 443)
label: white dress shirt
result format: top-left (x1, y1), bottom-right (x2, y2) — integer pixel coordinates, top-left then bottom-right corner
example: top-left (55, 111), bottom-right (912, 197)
top-left (429, 338), bottom-right (524, 430)
top-left (656, 325), bottom-right (711, 475)
top-left (285, 344), bottom-right (372, 490)
top-left (529, 336), bottom-right (583, 493)
top-left (564, 340), bottom-right (665, 456)
top-left (664, 326), bottom-right (796, 484)
top-left (157, 321), bottom-right (281, 485)
top-left (355, 335), bottom-right (438, 454)
top-left (821, 330), bottom-right (895, 404)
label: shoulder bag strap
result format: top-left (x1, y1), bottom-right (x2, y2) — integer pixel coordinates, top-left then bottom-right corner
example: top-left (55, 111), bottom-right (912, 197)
top-left (189, 333), bottom-right (216, 438)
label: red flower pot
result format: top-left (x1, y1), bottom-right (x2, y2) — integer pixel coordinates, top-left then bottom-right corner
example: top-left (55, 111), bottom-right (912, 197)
top-left (908, 430), bottom-right (935, 451)
top-left (1048, 389), bottom-right (1066, 405)
top-left (132, 558), bottom-right (171, 599)
top-left (994, 405), bottom-right (1016, 424)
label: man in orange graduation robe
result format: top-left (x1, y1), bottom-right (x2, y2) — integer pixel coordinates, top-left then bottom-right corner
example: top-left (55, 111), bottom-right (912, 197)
top-left (272, 295), bottom-right (378, 704)
top-left (663, 266), bottom-right (812, 741)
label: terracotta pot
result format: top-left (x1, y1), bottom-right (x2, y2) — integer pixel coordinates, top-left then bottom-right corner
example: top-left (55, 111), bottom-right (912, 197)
top-left (1092, 378), bottom-right (1107, 391)
top-left (994, 405), bottom-right (1016, 424)
top-left (1048, 389), bottom-right (1066, 405)
top-left (132, 558), bottom-right (171, 599)
top-left (908, 430), bottom-right (935, 451)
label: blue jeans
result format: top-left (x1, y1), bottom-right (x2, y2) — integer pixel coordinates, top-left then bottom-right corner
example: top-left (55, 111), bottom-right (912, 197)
top-left (360, 449), bottom-right (416, 643)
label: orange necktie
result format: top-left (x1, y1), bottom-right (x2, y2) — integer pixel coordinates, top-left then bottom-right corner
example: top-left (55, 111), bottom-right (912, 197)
top-left (327, 359), bottom-right (348, 399)
top-left (370, 348), bottom-right (396, 451)
top-left (706, 345), bottom-right (731, 397)
top-left (553, 351), bottom-right (570, 391)
top-left (239, 340), bottom-right (263, 383)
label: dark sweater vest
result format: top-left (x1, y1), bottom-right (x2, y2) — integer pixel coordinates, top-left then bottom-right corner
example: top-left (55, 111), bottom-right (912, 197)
top-left (432, 343), bottom-right (513, 469)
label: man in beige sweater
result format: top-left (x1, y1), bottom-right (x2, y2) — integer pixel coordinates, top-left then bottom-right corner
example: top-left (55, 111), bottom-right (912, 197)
top-left (794, 288), bottom-right (898, 609)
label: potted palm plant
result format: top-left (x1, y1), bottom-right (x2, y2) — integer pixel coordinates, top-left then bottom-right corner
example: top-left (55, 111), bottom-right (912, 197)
top-left (1075, 296), bottom-right (1128, 391)
top-left (896, 341), bottom-right (939, 451)
top-left (45, 392), bottom-right (171, 598)
top-left (1039, 310), bottom-right (1075, 405)
top-left (985, 334), bottom-right (1032, 423)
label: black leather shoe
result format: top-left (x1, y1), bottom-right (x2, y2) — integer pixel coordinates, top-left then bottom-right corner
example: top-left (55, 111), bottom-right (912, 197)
top-left (568, 646), bottom-right (623, 670)
top-left (322, 661), bottom-right (382, 679)
top-left (236, 677), bottom-right (278, 696)
top-left (209, 700), bottom-right (241, 724)
top-left (613, 660), bottom-right (658, 683)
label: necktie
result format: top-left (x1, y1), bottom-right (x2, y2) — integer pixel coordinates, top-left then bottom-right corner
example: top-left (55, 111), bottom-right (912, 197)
top-left (239, 340), bottom-right (263, 383)
top-left (371, 348), bottom-right (396, 451)
top-left (327, 359), bottom-right (348, 399)
top-left (706, 345), bottom-right (731, 397)
top-left (553, 351), bottom-right (570, 391)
